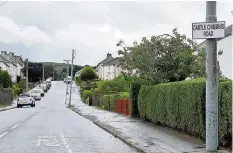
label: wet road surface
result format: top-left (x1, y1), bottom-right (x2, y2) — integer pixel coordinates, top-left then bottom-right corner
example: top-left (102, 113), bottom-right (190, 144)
top-left (0, 81), bottom-right (138, 153)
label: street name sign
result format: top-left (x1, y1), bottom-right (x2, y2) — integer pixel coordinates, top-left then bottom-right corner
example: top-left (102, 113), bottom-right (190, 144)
top-left (192, 21), bottom-right (225, 39)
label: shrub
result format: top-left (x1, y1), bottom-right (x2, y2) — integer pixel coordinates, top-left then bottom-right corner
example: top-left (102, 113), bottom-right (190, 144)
top-left (82, 90), bottom-right (94, 101)
top-left (119, 92), bottom-right (129, 99)
top-left (80, 66), bottom-right (98, 82)
top-left (0, 70), bottom-right (12, 88)
top-left (103, 95), bottom-right (110, 110)
top-left (130, 82), bottom-right (141, 117)
top-left (138, 78), bottom-right (232, 147)
top-left (109, 94), bottom-right (119, 111)
top-left (0, 88), bottom-right (14, 105)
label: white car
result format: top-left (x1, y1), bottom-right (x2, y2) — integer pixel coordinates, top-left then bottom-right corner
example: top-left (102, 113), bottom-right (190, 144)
top-left (17, 94), bottom-right (35, 108)
top-left (40, 84), bottom-right (47, 92)
top-left (30, 89), bottom-right (42, 100)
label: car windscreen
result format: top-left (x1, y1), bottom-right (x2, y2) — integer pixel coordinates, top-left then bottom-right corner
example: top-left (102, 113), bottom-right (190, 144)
top-left (19, 94), bottom-right (30, 98)
top-left (31, 90), bottom-right (40, 93)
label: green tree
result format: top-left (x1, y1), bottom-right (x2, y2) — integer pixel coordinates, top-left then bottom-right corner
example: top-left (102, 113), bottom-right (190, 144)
top-left (118, 28), bottom-right (205, 84)
top-left (80, 66), bottom-right (98, 82)
top-left (0, 70), bottom-right (12, 88)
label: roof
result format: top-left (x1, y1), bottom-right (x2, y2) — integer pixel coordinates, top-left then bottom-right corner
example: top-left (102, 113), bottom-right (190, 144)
top-left (0, 55), bottom-right (10, 67)
top-left (97, 56), bottom-right (114, 67)
top-left (102, 57), bottom-right (121, 66)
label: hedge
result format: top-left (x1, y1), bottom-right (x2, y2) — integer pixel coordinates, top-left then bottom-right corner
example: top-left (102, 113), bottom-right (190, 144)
top-left (82, 90), bottom-right (94, 101)
top-left (119, 92), bottom-right (129, 99)
top-left (138, 78), bottom-right (232, 147)
top-left (0, 88), bottom-right (14, 105)
top-left (130, 82), bottom-right (141, 117)
top-left (103, 95), bottom-right (110, 110)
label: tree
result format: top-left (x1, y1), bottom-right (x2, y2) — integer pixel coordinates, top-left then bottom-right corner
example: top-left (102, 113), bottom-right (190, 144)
top-left (117, 28), bottom-right (205, 84)
top-left (80, 66), bottom-right (98, 82)
top-left (0, 70), bottom-right (12, 88)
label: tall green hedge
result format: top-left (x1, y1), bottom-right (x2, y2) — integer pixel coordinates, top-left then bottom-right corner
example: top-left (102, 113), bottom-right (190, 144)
top-left (109, 94), bottom-right (119, 111)
top-left (130, 82), bottom-right (141, 117)
top-left (138, 78), bottom-right (232, 147)
top-left (103, 95), bottom-right (110, 110)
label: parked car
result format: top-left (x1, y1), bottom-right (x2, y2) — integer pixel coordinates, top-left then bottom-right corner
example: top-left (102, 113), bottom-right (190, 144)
top-left (38, 88), bottom-right (44, 97)
top-left (40, 84), bottom-right (47, 92)
top-left (45, 83), bottom-right (50, 90)
top-left (17, 94), bottom-right (35, 108)
top-left (29, 89), bottom-right (42, 100)
top-left (45, 79), bottom-right (51, 87)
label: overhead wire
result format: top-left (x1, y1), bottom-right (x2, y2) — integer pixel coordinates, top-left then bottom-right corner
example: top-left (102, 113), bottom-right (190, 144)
top-left (0, 1), bottom-right (7, 7)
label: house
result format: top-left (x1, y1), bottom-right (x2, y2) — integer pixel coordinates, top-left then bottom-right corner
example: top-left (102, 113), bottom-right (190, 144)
top-left (198, 24), bottom-right (232, 79)
top-left (96, 53), bottom-right (124, 80)
top-left (0, 51), bottom-right (18, 82)
top-left (0, 55), bottom-right (10, 72)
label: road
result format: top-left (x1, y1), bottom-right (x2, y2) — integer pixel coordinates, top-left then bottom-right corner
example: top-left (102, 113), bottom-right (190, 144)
top-left (0, 81), bottom-right (138, 153)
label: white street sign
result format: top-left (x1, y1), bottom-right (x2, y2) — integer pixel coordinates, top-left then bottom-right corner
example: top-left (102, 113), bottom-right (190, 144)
top-left (192, 21), bottom-right (225, 39)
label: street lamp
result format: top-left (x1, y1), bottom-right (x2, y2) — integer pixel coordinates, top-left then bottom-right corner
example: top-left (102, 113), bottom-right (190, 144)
top-left (63, 59), bottom-right (71, 104)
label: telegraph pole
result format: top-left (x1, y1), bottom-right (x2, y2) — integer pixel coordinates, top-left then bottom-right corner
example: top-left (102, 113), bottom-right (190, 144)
top-left (69, 49), bottom-right (76, 107)
top-left (25, 58), bottom-right (28, 91)
top-left (63, 60), bottom-right (70, 104)
top-left (206, 1), bottom-right (218, 151)
top-left (42, 62), bottom-right (44, 82)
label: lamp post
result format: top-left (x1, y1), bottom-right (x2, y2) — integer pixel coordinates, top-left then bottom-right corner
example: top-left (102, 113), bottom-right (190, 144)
top-left (68, 49), bottom-right (76, 107)
top-left (63, 60), bottom-right (70, 104)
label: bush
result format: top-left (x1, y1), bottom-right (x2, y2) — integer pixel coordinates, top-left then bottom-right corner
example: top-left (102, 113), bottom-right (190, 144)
top-left (119, 92), bottom-right (129, 99)
top-left (109, 94), bottom-right (119, 111)
top-left (130, 82), bottom-right (141, 117)
top-left (138, 78), bottom-right (232, 147)
top-left (82, 90), bottom-right (94, 101)
top-left (103, 95), bottom-right (110, 110)
top-left (80, 66), bottom-right (98, 82)
top-left (0, 88), bottom-right (14, 105)
top-left (13, 87), bottom-right (22, 98)
top-left (0, 70), bottom-right (12, 88)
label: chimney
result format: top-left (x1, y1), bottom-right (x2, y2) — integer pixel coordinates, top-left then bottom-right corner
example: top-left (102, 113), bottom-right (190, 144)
top-left (107, 53), bottom-right (112, 58)
top-left (9, 52), bottom-right (14, 57)
top-left (1, 51), bottom-right (7, 56)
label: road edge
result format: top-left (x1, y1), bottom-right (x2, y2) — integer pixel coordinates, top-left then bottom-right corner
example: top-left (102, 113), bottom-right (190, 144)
top-left (0, 106), bottom-right (16, 112)
top-left (70, 107), bottom-right (146, 153)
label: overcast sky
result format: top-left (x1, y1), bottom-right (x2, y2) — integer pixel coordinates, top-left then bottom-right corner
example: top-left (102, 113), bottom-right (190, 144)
top-left (0, 1), bottom-right (232, 66)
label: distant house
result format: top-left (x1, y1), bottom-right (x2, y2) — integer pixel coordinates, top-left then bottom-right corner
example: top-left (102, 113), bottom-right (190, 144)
top-left (95, 53), bottom-right (124, 80)
top-left (0, 51), bottom-right (18, 82)
top-left (0, 55), bottom-right (10, 72)
top-left (197, 25), bottom-right (232, 79)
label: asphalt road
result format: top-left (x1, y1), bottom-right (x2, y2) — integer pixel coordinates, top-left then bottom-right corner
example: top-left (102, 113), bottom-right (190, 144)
top-left (0, 81), bottom-right (138, 153)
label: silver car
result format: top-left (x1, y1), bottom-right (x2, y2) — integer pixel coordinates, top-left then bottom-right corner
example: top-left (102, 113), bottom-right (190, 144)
top-left (30, 89), bottom-right (42, 100)
top-left (17, 94), bottom-right (35, 108)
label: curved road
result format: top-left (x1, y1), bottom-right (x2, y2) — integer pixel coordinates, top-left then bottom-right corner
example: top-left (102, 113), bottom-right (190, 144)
top-left (0, 81), bottom-right (137, 153)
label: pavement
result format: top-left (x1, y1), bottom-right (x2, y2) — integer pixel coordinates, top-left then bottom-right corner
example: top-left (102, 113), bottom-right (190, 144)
top-left (0, 81), bottom-right (138, 153)
top-left (0, 100), bottom-right (17, 112)
top-left (70, 84), bottom-right (231, 153)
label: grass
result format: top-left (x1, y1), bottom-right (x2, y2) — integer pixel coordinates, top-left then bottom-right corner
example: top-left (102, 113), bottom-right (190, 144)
top-left (0, 104), bottom-right (10, 108)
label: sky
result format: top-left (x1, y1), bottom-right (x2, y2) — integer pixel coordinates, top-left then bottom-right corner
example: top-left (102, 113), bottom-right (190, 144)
top-left (0, 1), bottom-right (232, 66)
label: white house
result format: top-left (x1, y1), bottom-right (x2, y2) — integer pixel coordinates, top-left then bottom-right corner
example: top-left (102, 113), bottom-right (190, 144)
top-left (95, 53), bottom-right (138, 80)
top-left (198, 25), bottom-right (232, 79)
top-left (0, 55), bottom-right (10, 72)
top-left (1, 51), bottom-right (18, 82)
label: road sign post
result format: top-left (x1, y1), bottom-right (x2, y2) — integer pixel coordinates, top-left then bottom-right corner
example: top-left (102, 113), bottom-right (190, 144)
top-left (192, 2), bottom-right (225, 152)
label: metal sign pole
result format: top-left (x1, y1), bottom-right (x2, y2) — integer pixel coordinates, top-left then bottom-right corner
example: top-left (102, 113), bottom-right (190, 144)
top-left (206, 1), bottom-right (218, 151)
